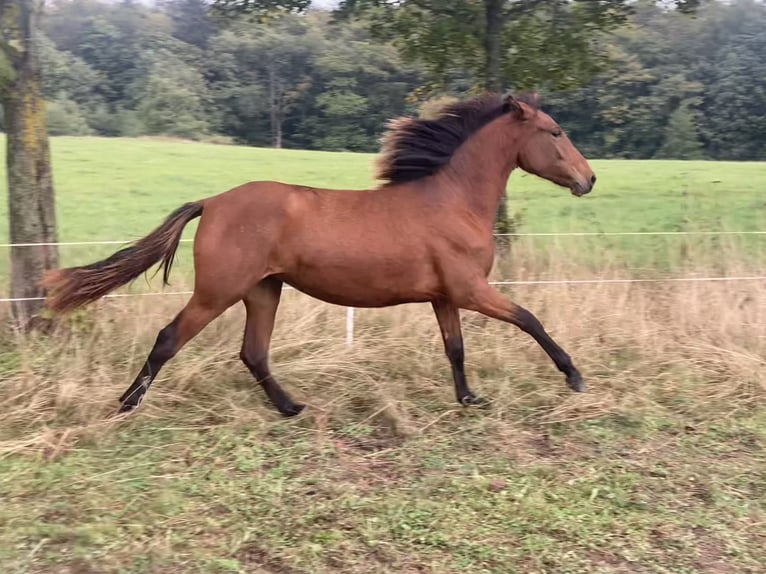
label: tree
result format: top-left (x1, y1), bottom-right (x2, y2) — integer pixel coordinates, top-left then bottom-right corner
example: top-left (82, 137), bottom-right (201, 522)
top-left (211, 1), bottom-right (320, 148)
top-left (209, 17), bottom-right (316, 147)
top-left (335, 1), bottom-right (639, 93)
top-left (695, 0), bottom-right (766, 161)
top-left (135, 56), bottom-right (211, 139)
top-left (212, 0), bottom-right (311, 22)
top-left (258, 23), bottom-right (315, 148)
top-left (206, 30), bottom-right (270, 145)
top-left (656, 102), bottom-right (705, 159)
top-left (304, 17), bottom-right (415, 151)
top-left (0, 0), bottom-right (59, 328)
top-left (162, 0), bottom-right (216, 49)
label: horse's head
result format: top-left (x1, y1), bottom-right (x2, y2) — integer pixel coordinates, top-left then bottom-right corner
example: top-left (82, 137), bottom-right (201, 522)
top-left (505, 94), bottom-right (596, 197)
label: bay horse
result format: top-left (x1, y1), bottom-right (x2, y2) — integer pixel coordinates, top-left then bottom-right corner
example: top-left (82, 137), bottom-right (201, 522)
top-left (42, 93), bottom-right (596, 416)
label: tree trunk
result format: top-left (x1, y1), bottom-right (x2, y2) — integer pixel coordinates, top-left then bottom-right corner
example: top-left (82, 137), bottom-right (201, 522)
top-left (274, 110), bottom-right (283, 148)
top-left (484, 0), bottom-right (504, 93)
top-left (268, 66), bottom-right (283, 148)
top-left (483, 0), bottom-right (510, 237)
top-left (1, 0), bottom-right (59, 328)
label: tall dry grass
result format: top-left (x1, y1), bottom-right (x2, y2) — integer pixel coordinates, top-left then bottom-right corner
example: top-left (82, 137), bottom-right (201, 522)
top-left (1, 241), bottom-right (764, 455)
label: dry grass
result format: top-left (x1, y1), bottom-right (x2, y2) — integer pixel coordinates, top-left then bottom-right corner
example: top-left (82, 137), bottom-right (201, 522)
top-left (1, 246), bottom-right (765, 573)
top-left (1, 244), bottom-right (764, 454)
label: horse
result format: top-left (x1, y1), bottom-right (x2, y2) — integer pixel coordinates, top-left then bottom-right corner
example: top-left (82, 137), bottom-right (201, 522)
top-left (42, 93), bottom-right (596, 417)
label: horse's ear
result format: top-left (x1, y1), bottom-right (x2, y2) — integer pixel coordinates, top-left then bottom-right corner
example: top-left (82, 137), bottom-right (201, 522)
top-left (502, 93), bottom-right (526, 120)
top-left (527, 91), bottom-right (541, 108)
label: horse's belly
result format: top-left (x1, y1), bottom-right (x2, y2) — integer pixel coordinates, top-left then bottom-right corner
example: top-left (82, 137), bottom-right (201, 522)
top-left (278, 256), bottom-right (440, 308)
top-left (284, 281), bottom-right (433, 308)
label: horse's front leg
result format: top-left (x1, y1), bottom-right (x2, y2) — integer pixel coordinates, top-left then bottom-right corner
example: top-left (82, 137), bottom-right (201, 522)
top-left (431, 299), bottom-right (491, 408)
top-left (455, 282), bottom-right (585, 392)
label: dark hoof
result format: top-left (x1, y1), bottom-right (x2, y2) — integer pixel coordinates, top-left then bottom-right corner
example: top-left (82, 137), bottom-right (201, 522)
top-left (566, 371), bottom-right (586, 393)
top-left (117, 384), bottom-right (147, 414)
top-left (460, 394), bottom-right (492, 409)
top-left (117, 395), bottom-right (143, 415)
top-left (279, 403), bottom-right (305, 417)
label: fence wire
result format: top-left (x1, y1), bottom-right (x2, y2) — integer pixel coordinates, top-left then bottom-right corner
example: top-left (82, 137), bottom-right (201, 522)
top-left (2, 229), bottom-right (766, 249)
top-left (2, 230), bottom-right (763, 305)
top-left (2, 275), bottom-right (765, 304)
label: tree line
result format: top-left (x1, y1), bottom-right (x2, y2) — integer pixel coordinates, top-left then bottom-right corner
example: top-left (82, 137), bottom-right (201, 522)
top-left (3, 0), bottom-right (765, 161)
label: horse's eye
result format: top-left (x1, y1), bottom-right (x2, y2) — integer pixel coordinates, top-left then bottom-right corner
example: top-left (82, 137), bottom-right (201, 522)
top-left (552, 129), bottom-right (563, 138)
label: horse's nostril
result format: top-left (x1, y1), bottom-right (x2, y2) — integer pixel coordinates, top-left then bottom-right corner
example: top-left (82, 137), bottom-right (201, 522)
top-left (590, 174), bottom-right (597, 185)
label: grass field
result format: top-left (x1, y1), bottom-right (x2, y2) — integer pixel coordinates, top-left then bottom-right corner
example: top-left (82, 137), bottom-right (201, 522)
top-left (1, 135), bottom-right (766, 275)
top-left (1, 136), bottom-right (765, 573)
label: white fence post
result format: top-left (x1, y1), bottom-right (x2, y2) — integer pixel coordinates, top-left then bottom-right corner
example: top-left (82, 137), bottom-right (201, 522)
top-left (346, 307), bottom-right (355, 348)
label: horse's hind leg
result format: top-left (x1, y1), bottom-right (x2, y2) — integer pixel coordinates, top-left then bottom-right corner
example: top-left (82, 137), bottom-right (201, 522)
top-left (240, 278), bottom-right (304, 417)
top-left (118, 294), bottom-right (229, 413)
top-left (432, 300), bottom-right (490, 408)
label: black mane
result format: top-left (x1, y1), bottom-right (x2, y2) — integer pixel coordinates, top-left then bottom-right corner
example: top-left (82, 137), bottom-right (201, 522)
top-left (375, 93), bottom-right (537, 185)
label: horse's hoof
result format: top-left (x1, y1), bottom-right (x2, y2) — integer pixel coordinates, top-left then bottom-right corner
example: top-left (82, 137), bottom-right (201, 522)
top-left (117, 389), bottom-right (145, 414)
top-left (566, 372), bottom-right (586, 393)
top-left (460, 394), bottom-right (492, 409)
top-left (117, 398), bottom-right (141, 415)
top-left (280, 403), bottom-right (305, 417)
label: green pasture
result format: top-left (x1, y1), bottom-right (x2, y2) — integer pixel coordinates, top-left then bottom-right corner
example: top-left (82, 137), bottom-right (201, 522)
top-left (1, 135), bottom-right (765, 282)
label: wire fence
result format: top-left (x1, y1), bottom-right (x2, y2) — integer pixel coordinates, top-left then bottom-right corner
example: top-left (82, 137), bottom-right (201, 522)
top-left (2, 275), bottom-right (765, 305)
top-left (2, 229), bottom-right (764, 302)
top-left (3, 275), bottom-right (765, 347)
top-left (2, 229), bottom-right (764, 346)
top-left (3, 229), bottom-right (766, 249)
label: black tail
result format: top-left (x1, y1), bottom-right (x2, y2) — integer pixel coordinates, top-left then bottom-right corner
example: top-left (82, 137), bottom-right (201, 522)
top-left (42, 202), bottom-right (203, 312)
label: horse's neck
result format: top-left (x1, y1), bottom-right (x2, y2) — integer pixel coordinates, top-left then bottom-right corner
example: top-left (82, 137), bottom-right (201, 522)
top-left (439, 120), bottom-right (521, 225)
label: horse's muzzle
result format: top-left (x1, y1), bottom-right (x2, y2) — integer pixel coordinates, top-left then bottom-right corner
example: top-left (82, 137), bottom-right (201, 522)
top-left (571, 174), bottom-right (597, 197)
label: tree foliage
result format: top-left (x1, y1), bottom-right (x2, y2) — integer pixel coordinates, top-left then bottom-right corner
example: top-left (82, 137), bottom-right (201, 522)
top-left (335, 1), bottom-right (702, 93)
top-left (545, 0), bottom-right (766, 161)
top-left (2, 0), bottom-right (760, 162)
top-left (212, 0), bottom-right (311, 21)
